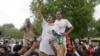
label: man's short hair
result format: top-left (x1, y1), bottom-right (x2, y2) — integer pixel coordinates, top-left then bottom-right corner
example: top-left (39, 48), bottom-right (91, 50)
top-left (57, 10), bottom-right (63, 15)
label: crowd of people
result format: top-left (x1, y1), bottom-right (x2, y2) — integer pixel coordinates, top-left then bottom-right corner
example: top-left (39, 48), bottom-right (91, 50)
top-left (0, 37), bottom-right (100, 56)
top-left (0, 2), bottom-right (100, 56)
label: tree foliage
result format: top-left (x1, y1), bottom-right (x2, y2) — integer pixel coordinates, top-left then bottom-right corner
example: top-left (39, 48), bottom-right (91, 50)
top-left (0, 24), bottom-right (23, 39)
top-left (31, 0), bottom-right (100, 38)
top-left (95, 19), bottom-right (100, 37)
top-left (33, 18), bottom-right (42, 35)
top-left (3, 23), bottom-right (15, 29)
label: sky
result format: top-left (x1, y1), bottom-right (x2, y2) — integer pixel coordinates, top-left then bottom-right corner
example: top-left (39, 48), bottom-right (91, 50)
top-left (0, 0), bottom-right (33, 29)
top-left (93, 4), bottom-right (100, 20)
top-left (0, 0), bottom-right (100, 29)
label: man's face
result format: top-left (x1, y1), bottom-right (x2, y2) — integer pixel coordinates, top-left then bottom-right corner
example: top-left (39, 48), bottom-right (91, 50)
top-left (56, 11), bottom-right (62, 20)
top-left (47, 15), bottom-right (54, 23)
top-left (25, 18), bottom-right (31, 27)
top-left (26, 19), bottom-right (30, 24)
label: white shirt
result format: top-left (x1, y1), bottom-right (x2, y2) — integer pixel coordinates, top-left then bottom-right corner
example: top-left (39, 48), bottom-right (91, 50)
top-left (39, 19), bottom-right (60, 55)
top-left (54, 19), bottom-right (72, 33)
top-left (54, 19), bottom-right (73, 55)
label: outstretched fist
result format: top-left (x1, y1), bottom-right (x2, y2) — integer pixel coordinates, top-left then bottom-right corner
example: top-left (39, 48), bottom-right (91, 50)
top-left (36, 1), bottom-right (40, 9)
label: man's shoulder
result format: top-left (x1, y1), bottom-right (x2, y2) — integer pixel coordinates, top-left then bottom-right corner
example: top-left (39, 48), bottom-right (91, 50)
top-left (62, 18), bottom-right (68, 21)
top-left (62, 19), bottom-right (71, 23)
top-left (56, 19), bottom-right (68, 21)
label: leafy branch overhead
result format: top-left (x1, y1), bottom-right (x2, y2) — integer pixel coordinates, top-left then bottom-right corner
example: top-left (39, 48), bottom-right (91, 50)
top-left (30, 0), bottom-right (100, 38)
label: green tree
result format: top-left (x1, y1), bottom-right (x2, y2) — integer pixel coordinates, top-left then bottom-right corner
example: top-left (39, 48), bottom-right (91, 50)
top-left (34, 19), bottom-right (42, 35)
top-left (95, 19), bottom-right (100, 37)
top-left (5, 28), bottom-right (23, 39)
top-left (87, 19), bottom-right (96, 37)
top-left (0, 24), bottom-right (23, 39)
top-left (31, 0), bottom-right (100, 38)
top-left (0, 26), bottom-right (4, 36)
top-left (3, 23), bottom-right (15, 29)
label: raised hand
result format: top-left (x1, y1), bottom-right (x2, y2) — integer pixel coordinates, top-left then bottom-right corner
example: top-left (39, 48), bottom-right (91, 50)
top-left (36, 1), bottom-right (40, 9)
